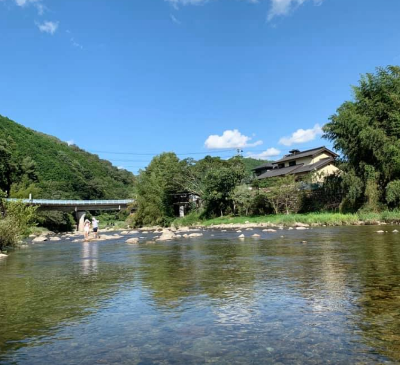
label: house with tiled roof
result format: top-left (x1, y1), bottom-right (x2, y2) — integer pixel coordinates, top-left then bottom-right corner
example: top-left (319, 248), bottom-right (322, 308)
top-left (254, 146), bottom-right (339, 181)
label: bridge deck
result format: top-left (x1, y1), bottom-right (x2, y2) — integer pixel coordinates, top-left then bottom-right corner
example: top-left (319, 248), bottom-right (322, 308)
top-left (6, 199), bottom-right (134, 206)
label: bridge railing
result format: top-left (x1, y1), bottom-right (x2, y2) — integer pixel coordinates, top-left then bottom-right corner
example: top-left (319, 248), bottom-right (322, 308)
top-left (5, 199), bottom-right (135, 206)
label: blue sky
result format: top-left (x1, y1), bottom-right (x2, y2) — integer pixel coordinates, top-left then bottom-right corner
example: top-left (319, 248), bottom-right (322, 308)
top-left (1, 0), bottom-right (400, 173)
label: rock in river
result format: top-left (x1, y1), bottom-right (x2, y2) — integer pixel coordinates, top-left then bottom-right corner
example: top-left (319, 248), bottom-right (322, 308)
top-left (126, 238), bottom-right (139, 244)
top-left (33, 236), bottom-right (48, 242)
top-left (156, 229), bottom-right (176, 241)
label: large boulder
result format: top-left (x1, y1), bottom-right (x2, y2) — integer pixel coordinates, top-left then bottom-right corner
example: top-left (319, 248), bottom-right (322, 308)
top-left (126, 238), bottom-right (139, 244)
top-left (188, 233), bottom-right (203, 238)
top-left (33, 236), bottom-right (48, 242)
top-left (295, 223), bottom-right (309, 228)
top-left (157, 230), bottom-right (176, 241)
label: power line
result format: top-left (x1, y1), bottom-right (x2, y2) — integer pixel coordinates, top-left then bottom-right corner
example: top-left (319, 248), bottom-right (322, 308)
top-left (91, 148), bottom-right (238, 156)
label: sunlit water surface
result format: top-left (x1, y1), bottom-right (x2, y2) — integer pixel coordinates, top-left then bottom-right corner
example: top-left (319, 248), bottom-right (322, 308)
top-left (1, 226), bottom-right (400, 364)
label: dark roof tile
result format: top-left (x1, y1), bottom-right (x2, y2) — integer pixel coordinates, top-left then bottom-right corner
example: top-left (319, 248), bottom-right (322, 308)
top-left (274, 146), bottom-right (338, 164)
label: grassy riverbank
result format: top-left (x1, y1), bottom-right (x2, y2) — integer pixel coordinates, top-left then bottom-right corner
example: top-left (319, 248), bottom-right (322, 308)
top-left (173, 211), bottom-right (400, 227)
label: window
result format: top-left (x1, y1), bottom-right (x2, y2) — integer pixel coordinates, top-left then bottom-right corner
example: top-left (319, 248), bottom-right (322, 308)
top-left (278, 163), bottom-right (285, 169)
top-left (289, 161), bottom-right (296, 167)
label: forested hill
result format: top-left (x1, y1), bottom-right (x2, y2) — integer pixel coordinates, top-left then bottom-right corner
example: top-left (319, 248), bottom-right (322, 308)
top-left (241, 157), bottom-right (271, 175)
top-left (0, 115), bottom-right (135, 200)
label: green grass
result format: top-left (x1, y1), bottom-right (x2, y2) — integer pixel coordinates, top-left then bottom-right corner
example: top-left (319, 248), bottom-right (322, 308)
top-left (173, 211), bottom-right (400, 227)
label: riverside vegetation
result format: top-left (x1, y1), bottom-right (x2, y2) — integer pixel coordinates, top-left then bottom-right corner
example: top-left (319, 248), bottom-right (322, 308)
top-left (0, 116), bottom-right (136, 237)
top-left (132, 66), bottom-right (400, 228)
top-left (2, 65), bottom-right (400, 240)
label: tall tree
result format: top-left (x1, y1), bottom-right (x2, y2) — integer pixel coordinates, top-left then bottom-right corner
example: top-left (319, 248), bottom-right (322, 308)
top-left (133, 152), bottom-right (188, 226)
top-left (323, 66), bottom-right (400, 209)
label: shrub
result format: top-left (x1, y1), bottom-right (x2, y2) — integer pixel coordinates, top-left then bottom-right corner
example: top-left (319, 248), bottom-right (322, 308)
top-left (0, 199), bottom-right (37, 250)
top-left (386, 180), bottom-right (400, 207)
top-left (0, 218), bottom-right (21, 250)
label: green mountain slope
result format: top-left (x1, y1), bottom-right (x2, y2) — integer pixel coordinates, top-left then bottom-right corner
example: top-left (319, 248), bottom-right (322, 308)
top-left (0, 115), bottom-right (135, 199)
top-left (241, 157), bottom-right (271, 175)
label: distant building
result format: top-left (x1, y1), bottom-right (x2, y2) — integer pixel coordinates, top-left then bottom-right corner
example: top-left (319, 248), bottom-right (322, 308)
top-left (254, 146), bottom-right (340, 182)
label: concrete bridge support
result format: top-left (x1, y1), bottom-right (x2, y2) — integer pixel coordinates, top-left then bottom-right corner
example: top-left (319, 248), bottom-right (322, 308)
top-left (76, 211), bottom-right (86, 232)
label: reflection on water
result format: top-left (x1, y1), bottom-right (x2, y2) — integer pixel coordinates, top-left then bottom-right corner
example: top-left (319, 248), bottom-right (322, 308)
top-left (81, 242), bottom-right (98, 275)
top-left (0, 226), bottom-right (400, 364)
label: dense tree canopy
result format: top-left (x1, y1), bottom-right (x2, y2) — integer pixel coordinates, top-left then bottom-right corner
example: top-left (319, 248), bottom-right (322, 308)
top-left (133, 152), bottom-right (188, 226)
top-left (323, 66), bottom-right (400, 210)
top-left (0, 115), bottom-right (135, 199)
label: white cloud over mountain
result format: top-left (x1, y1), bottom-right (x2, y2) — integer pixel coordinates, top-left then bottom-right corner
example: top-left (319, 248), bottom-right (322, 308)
top-left (205, 129), bottom-right (263, 149)
top-left (247, 148), bottom-right (281, 160)
top-left (279, 124), bottom-right (323, 146)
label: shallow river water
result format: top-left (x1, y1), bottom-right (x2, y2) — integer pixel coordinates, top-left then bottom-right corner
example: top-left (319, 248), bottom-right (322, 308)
top-left (1, 226), bottom-right (400, 364)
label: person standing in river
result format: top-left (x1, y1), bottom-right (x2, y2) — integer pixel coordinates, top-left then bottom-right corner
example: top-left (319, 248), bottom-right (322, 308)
top-left (92, 217), bottom-right (99, 239)
top-left (84, 219), bottom-right (91, 241)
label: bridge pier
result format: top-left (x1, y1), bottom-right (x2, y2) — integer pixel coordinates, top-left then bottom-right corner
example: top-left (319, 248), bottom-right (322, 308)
top-left (76, 211), bottom-right (86, 232)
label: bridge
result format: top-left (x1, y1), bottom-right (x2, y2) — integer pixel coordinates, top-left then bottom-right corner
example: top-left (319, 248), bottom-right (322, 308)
top-left (6, 199), bottom-right (135, 231)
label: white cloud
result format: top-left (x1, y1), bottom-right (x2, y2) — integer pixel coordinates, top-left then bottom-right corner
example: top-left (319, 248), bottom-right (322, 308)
top-left (67, 140), bottom-right (74, 146)
top-left (36, 20), bottom-right (58, 34)
top-left (205, 129), bottom-right (263, 149)
top-left (268, 0), bottom-right (323, 21)
top-left (247, 148), bottom-right (281, 160)
top-left (13, 0), bottom-right (44, 15)
top-left (279, 124), bottom-right (323, 146)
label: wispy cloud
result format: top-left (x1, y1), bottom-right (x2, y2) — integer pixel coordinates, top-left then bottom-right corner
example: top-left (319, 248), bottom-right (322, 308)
top-left (70, 38), bottom-right (83, 49)
top-left (247, 148), bottom-right (281, 160)
top-left (205, 129), bottom-right (263, 149)
top-left (279, 124), bottom-right (323, 146)
top-left (36, 20), bottom-right (58, 34)
top-left (164, 0), bottom-right (323, 21)
top-left (267, 0), bottom-right (323, 21)
top-left (13, 0), bottom-right (45, 15)
top-left (165, 0), bottom-right (209, 7)
top-left (165, 0), bottom-right (259, 8)
top-left (170, 14), bottom-right (181, 25)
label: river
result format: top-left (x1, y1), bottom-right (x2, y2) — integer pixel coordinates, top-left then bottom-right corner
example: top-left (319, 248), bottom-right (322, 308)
top-left (0, 226), bottom-right (399, 364)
